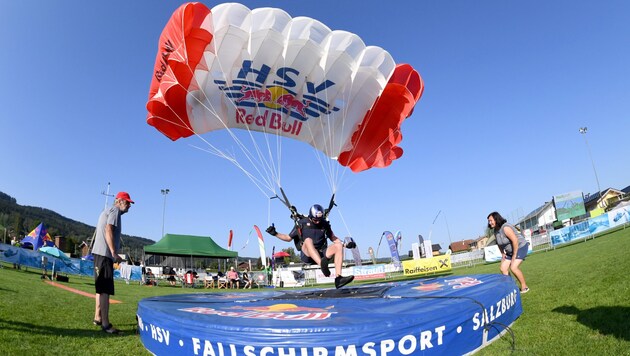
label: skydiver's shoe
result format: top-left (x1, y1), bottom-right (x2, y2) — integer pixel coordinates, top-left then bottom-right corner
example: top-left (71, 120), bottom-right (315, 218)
top-left (320, 256), bottom-right (331, 277)
top-left (335, 275), bottom-right (354, 289)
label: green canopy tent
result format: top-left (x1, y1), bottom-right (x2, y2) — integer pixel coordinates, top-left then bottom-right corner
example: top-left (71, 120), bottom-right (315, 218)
top-left (144, 234), bottom-right (237, 270)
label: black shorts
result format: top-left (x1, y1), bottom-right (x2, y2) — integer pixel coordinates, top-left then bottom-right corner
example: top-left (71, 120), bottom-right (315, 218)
top-left (300, 247), bottom-right (326, 264)
top-left (94, 254), bottom-right (115, 295)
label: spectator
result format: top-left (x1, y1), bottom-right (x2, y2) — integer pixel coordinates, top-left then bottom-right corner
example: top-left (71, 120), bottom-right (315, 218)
top-left (41, 255), bottom-right (49, 280)
top-left (242, 268), bottom-right (252, 289)
top-left (91, 191), bottom-right (133, 334)
top-left (227, 267), bottom-right (239, 288)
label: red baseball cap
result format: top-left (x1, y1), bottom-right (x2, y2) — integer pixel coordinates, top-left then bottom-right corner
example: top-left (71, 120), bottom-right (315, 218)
top-left (116, 192), bottom-right (135, 204)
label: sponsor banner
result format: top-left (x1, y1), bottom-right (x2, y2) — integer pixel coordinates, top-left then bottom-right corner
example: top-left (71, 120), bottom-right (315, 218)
top-left (402, 254), bottom-right (451, 276)
top-left (550, 220), bottom-right (590, 246)
top-left (550, 205), bottom-right (630, 247)
top-left (137, 274), bottom-right (522, 356)
top-left (609, 206), bottom-right (630, 227)
top-left (484, 245), bottom-right (502, 263)
top-left (352, 264), bottom-right (387, 281)
top-left (553, 190), bottom-right (586, 221)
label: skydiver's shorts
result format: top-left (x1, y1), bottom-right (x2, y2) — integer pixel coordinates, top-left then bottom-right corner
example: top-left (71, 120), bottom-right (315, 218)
top-left (94, 254), bottom-right (115, 295)
top-left (505, 243), bottom-right (529, 261)
top-left (300, 248), bottom-right (326, 264)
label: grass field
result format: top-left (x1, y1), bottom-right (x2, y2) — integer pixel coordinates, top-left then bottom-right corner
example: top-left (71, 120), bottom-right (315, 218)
top-left (1, 227), bottom-right (629, 355)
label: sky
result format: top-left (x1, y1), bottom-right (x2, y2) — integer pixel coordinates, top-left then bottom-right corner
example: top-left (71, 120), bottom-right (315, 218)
top-left (1, 1), bottom-right (629, 260)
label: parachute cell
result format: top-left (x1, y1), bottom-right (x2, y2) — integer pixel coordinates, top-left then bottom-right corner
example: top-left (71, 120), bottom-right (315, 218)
top-left (147, 2), bottom-right (424, 172)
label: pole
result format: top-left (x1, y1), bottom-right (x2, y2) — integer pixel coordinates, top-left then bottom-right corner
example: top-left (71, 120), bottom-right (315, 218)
top-left (101, 182), bottom-right (113, 209)
top-left (161, 189), bottom-right (170, 238)
top-left (579, 127), bottom-right (603, 206)
top-left (443, 212), bottom-right (453, 245)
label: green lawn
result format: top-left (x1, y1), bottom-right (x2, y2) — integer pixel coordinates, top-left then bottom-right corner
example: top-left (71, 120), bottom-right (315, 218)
top-left (1, 227), bottom-right (629, 355)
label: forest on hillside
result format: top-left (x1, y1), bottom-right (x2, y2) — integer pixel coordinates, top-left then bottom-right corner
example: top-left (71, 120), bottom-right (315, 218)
top-left (0, 191), bottom-right (153, 259)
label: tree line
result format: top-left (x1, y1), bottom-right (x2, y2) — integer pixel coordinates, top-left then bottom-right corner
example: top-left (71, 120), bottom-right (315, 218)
top-left (0, 191), bottom-right (153, 260)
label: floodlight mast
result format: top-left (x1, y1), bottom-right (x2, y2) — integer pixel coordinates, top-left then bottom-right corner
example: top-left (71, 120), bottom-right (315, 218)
top-left (161, 189), bottom-right (170, 238)
top-left (579, 127), bottom-right (603, 206)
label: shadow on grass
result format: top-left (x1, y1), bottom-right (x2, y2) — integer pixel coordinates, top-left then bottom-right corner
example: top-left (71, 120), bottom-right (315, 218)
top-left (553, 305), bottom-right (630, 341)
top-left (0, 318), bottom-right (134, 338)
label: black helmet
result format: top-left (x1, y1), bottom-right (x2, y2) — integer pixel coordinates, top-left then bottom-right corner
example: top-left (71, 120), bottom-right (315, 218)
top-left (308, 204), bottom-right (325, 220)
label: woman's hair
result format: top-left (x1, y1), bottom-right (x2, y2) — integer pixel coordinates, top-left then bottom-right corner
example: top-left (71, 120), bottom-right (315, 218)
top-left (487, 211), bottom-right (507, 231)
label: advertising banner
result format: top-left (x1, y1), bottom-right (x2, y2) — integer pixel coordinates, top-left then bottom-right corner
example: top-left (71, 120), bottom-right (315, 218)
top-left (553, 191), bottom-right (586, 221)
top-left (402, 254), bottom-right (451, 276)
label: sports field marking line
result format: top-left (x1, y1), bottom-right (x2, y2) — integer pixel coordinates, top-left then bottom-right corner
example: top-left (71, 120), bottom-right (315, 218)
top-left (44, 280), bottom-right (122, 303)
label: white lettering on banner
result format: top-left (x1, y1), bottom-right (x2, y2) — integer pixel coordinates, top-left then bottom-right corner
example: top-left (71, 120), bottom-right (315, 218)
top-left (192, 338), bottom-right (238, 356)
top-left (472, 290), bottom-right (518, 330)
top-left (149, 324), bottom-right (170, 346)
top-left (165, 324), bottom-right (449, 355)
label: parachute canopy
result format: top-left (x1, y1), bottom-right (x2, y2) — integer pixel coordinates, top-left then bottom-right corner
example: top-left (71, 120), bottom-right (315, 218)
top-left (147, 2), bottom-right (423, 173)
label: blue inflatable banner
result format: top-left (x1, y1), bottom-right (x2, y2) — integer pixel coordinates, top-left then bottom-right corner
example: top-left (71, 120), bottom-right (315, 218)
top-left (384, 231), bottom-right (401, 269)
top-left (137, 274), bottom-right (522, 355)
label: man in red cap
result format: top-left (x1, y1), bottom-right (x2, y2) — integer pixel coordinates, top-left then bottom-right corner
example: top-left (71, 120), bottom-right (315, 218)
top-left (91, 191), bottom-right (134, 334)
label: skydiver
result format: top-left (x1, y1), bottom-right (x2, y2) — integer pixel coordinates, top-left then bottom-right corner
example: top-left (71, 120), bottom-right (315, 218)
top-left (266, 204), bottom-right (355, 289)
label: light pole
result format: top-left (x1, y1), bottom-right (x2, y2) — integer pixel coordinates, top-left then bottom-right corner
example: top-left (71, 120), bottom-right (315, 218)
top-left (579, 127), bottom-right (603, 206)
top-left (161, 189), bottom-right (170, 238)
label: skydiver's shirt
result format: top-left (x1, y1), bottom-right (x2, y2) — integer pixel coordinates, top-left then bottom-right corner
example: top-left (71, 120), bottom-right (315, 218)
top-left (91, 205), bottom-right (122, 260)
top-left (289, 217), bottom-right (333, 251)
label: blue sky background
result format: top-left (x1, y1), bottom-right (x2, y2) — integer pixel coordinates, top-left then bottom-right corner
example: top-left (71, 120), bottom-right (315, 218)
top-left (1, 1), bottom-right (628, 260)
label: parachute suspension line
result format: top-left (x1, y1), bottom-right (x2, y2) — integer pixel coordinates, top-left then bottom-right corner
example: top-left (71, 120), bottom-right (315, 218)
top-left (333, 206), bottom-right (353, 245)
top-left (206, 31), bottom-right (282, 197)
top-left (175, 36), bottom-right (282, 198)
top-left (189, 143), bottom-right (273, 199)
top-left (182, 89), bottom-right (278, 197)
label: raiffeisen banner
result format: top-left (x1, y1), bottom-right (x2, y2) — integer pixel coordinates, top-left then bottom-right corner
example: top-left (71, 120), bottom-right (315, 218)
top-left (402, 254), bottom-right (452, 276)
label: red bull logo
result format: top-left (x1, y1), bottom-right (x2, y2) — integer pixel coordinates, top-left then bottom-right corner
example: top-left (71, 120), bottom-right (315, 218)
top-left (447, 277), bottom-right (482, 289)
top-left (275, 94), bottom-right (311, 117)
top-left (413, 282), bottom-right (444, 292)
top-left (217, 60), bottom-right (340, 123)
top-left (179, 303), bottom-right (335, 321)
top-left (236, 87), bottom-right (272, 103)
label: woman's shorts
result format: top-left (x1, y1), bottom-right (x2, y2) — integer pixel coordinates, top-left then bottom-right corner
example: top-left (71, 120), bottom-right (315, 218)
top-left (506, 242), bottom-right (529, 261)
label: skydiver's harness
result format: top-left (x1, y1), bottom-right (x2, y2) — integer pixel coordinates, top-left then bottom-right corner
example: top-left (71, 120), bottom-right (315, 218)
top-left (272, 188), bottom-right (336, 252)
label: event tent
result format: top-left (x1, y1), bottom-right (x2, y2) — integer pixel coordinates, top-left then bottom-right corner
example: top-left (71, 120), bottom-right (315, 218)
top-left (20, 222), bottom-right (54, 250)
top-left (144, 234), bottom-right (237, 258)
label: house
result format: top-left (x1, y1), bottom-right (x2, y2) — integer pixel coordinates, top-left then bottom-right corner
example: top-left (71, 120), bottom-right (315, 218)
top-left (516, 201), bottom-right (556, 235)
top-left (584, 188), bottom-right (625, 212)
top-left (447, 235), bottom-right (492, 253)
top-left (448, 240), bottom-right (476, 253)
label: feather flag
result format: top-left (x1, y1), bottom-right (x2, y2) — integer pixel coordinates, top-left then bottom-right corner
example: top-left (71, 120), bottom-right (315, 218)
top-left (253, 225), bottom-right (267, 267)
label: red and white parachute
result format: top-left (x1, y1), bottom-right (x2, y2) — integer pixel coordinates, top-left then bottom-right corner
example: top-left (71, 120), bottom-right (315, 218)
top-left (147, 2), bottom-right (423, 194)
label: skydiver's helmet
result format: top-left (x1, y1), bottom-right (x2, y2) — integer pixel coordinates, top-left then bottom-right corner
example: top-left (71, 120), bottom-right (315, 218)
top-left (308, 204), bottom-right (325, 223)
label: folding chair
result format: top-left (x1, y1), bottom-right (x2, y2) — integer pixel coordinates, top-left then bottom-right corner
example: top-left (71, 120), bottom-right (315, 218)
top-left (217, 276), bottom-right (228, 289)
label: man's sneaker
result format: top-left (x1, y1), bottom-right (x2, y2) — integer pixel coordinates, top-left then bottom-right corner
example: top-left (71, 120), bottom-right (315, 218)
top-left (521, 287), bottom-right (530, 294)
top-left (102, 324), bottom-right (123, 335)
top-left (320, 256), bottom-right (331, 277)
top-left (335, 275), bottom-right (354, 289)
